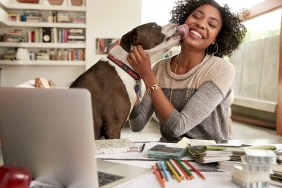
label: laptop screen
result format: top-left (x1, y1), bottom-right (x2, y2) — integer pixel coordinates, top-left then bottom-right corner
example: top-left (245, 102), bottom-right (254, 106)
top-left (0, 88), bottom-right (98, 187)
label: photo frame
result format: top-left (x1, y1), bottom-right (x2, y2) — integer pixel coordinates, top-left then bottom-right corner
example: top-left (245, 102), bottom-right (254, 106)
top-left (96, 38), bottom-right (120, 54)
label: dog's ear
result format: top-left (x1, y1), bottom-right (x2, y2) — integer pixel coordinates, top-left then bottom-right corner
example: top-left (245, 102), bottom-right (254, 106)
top-left (120, 28), bottom-right (137, 53)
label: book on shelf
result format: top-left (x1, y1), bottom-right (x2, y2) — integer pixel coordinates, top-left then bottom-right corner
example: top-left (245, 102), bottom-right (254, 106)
top-left (57, 13), bottom-right (70, 23)
top-left (3, 30), bottom-right (25, 42)
top-left (23, 10), bottom-right (41, 17)
top-left (25, 16), bottom-right (41, 22)
top-left (72, 15), bottom-right (86, 23)
top-left (22, 10), bottom-right (42, 22)
top-left (67, 40), bottom-right (85, 43)
top-left (3, 49), bottom-right (17, 60)
top-left (68, 29), bottom-right (83, 34)
top-left (68, 35), bottom-right (85, 40)
top-left (36, 50), bottom-right (50, 60)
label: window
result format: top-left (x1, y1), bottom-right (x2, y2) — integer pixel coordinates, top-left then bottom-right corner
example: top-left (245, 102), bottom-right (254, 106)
top-left (244, 9), bottom-right (281, 42)
top-left (141, 0), bottom-right (266, 25)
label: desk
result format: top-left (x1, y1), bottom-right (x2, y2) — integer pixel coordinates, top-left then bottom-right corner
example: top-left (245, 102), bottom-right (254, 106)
top-left (99, 139), bottom-right (282, 188)
top-left (111, 160), bottom-right (240, 188)
top-left (0, 139), bottom-right (281, 188)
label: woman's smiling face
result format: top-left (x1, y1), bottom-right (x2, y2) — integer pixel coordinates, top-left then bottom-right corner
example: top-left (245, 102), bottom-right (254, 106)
top-left (183, 4), bottom-right (222, 50)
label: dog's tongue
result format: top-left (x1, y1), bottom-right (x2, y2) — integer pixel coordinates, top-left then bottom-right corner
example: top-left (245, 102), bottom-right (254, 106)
top-left (178, 24), bottom-right (189, 39)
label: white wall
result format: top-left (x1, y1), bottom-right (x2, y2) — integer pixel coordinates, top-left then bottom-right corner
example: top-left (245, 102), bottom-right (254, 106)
top-left (85, 0), bottom-right (142, 69)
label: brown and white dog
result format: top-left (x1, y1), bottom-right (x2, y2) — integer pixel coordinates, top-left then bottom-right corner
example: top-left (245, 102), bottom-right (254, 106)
top-left (70, 22), bottom-right (188, 139)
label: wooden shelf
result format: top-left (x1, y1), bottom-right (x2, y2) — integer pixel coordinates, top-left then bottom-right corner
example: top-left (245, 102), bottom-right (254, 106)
top-left (0, 0), bottom-right (87, 87)
top-left (0, 1), bottom-right (86, 12)
top-left (6, 21), bottom-right (86, 28)
top-left (0, 60), bottom-right (85, 66)
top-left (0, 42), bottom-right (86, 48)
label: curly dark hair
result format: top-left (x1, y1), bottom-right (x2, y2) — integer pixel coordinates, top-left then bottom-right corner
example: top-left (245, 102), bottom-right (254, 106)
top-left (170, 0), bottom-right (247, 57)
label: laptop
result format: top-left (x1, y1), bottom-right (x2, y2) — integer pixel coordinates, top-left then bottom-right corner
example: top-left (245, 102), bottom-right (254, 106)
top-left (0, 87), bottom-right (150, 188)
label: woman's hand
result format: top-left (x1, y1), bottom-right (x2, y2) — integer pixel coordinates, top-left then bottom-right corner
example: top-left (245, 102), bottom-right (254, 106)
top-left (128, 46), bottom-right (174, 122)
top-left (127, 45), bottom-right (154, 80)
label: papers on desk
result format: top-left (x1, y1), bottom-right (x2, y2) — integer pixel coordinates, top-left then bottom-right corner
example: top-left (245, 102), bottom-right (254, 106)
top-left (187, 144), bottom-right (277, 164)
top-left (177, 137), bottom-right (216, 147)
top-left (187, 145), bottom-right (243, 164)
top-left (95, 138), bottom-right (136, 154)
top-left (270, 165), bottom-right (282, 186)
top-left (96, 142), bottom-right (193, 161)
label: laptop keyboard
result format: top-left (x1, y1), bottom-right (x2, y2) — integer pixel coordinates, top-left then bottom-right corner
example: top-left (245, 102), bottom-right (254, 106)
top-left (98, 171), bottom-right (124, 187)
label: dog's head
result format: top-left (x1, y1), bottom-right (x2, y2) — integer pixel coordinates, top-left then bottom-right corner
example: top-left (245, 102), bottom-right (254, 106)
top-left (120, 22), bottom-right (188, 62)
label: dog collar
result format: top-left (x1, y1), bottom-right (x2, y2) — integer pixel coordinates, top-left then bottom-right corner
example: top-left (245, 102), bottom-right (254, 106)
top-left (107, 53), bottom-right (141, 81)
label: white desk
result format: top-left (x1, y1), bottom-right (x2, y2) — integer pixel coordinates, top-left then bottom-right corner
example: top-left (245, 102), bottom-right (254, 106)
top-left (1, 139), bottom-right (281, 188)
top-left (96, 139), bottom-right (282, 188)
top-left (110, 160), bottom-right (241, 188)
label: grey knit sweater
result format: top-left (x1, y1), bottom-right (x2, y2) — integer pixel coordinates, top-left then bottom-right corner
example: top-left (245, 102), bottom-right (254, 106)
top-left (129, 54), bottom-right (235, 142)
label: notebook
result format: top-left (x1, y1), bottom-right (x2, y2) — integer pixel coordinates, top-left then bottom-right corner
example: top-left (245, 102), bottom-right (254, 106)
top-left (0, 87), bottom-right (150, 188)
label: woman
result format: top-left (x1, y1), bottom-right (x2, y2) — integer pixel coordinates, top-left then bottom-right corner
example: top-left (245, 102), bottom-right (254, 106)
top-left (127, 0), bottom-right (247, 142)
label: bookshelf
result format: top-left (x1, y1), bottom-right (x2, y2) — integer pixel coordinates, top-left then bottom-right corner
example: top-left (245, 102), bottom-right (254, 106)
top-left (0, 0), bottom-right (142, 87)
top-left (0, 0), bottom-right (87, 86)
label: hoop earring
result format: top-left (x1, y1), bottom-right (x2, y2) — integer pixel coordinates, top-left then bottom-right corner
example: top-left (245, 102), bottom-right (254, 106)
top-left (207, 43), bottom-right (218, 56)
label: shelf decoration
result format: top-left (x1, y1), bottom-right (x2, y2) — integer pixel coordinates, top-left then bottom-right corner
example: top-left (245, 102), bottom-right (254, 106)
top-left (17, 0), bottom-right (39, 3)
top-left (48, 0), bottom-right (64, 5)
top-left (71, 0), bottom-right (83, 6)
top-left (96, 38), bottom-right (120, 54)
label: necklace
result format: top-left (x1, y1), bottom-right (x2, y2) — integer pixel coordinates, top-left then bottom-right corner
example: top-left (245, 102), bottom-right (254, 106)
top-left (169, 56), bottom-right (179, 102)
top-left (169, 54), bottom-right (210, 102)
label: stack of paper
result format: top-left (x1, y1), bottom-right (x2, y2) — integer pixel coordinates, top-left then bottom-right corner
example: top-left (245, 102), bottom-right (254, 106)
top-left (270, 165), bottom-right (282, 186)
top-left (187, 145), bottom-right (277, 164)
top-left (187, 145), bottom-right (245, 164)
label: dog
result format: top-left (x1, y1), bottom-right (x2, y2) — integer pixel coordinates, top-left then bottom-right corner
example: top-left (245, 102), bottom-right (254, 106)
top-left (70, 22), bottom-right (188, 139)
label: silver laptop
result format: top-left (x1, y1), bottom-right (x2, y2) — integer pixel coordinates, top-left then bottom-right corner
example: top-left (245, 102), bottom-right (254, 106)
top-left (0, 87), bottom-right (150, 188)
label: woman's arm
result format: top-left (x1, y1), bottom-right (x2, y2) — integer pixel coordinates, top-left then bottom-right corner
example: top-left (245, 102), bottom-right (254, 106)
top-left (127, 45), bottom-right (175, 123)
top-left (129, 92), bottom-right (155, 132)
top-left (162, 81), bottom-right (225, 137)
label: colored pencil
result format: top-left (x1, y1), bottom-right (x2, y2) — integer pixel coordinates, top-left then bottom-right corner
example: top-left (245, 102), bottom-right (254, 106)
top-left (173, 159), bottom-right (191, 180)
top-left (159, 160), bottom-right (169, 182)
top-left (183, 160), bottom-right (206, 180)
top-left (165, 160), bottom-right (182, 182)
top-left (169, 159), bottom-right (184, 180)
top-left (164, 160), bottom-right (174, 179)
top-left (152, 165), bottom-right (166, 188)
top-left (175, 159), bottom-right (194, 179)
top-left (156, 162), bottom-right (165, 182)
